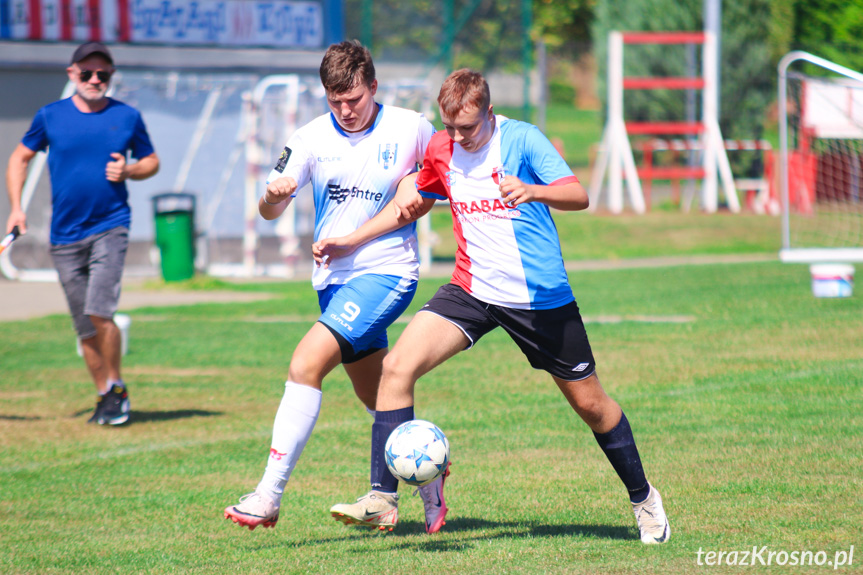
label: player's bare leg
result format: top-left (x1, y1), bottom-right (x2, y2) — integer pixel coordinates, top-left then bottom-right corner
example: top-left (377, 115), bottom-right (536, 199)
top-left (84, 315), bottom-right (129, 425)
top-left (376, 312), bottom-right (468, 411)
top-left (287, 322), bottom-right (344, 387)
top-left (79, 336), bottom-right (108, 394)
top-left (552, 372), bottom-right (621, 434)
top-left (331, 312), bottom-right (466, 532)
top-left (343, 348), bottom-right (386, 412)
top-left (89, 315), bottom-right (122, 385)
top-left (554, 372), bottom-right (669, 543)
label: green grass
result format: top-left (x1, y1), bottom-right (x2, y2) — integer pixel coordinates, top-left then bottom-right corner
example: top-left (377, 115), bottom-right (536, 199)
top-left (2, 256), bottom-right (861, 573)
top-left (542, 105), bottom-right (604, 168)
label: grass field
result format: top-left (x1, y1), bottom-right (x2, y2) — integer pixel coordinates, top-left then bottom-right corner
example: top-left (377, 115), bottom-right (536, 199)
top-left (2, 217), bottom-right (861, 574)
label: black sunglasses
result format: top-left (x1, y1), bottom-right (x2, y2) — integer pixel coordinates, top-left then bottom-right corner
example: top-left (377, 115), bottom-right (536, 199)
top-left (79, 70), bottom-right (112, 83)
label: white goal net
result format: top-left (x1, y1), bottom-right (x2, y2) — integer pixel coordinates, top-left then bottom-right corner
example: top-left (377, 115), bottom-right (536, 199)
top-left (778, 53), bottom-right (863, 263)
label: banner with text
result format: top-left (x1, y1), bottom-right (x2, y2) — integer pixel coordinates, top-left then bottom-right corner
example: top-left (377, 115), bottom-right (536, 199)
top-left (0, 0), bottom-right (325, 48)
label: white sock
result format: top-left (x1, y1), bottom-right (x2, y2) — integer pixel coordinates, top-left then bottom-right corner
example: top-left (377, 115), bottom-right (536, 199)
top-left (257, 381), bottom-right (322, 504)
top-left (366, 406), bottom-right (376, 418)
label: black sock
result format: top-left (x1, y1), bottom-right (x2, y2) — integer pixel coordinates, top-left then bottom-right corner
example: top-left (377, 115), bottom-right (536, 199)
top-left (370, 406), bottom-right (414, 493)
top-left (593, 412), bottom-right (651, 503)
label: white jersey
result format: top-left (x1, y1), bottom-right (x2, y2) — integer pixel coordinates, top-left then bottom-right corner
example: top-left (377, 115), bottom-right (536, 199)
top-left (267, 104), bottom-right (435, 290)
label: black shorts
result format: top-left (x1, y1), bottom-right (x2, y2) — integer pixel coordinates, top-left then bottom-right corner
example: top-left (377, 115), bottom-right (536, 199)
top-left (420, 283), bottom-right (596, 381)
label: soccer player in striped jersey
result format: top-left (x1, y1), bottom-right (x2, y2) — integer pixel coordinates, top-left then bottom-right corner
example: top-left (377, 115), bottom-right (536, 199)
top-left (223, 41), bottom-right (442, 532)
top-left (318, 69), bottom-right (670, 543)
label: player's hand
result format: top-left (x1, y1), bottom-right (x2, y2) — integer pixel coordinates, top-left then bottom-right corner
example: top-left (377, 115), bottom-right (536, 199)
top-left (499, 175), bottom-right (534, 207)
top-left (312, 236), bottom-right (358, 268)
top-left (393, 189), bottom-right (426, 220)
top-left (106, 153), bottom-right (127, 182)
top-left (6, 210), bottom-right (27, 236)
top-left (264, 177), bottom-right (298, 205)
top-left (389, 172), bottom-right (423, 221)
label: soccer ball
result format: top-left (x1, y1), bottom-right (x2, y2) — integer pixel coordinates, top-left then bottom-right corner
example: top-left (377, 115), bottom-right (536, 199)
top-left (385, 419), bottom-right (450, 487)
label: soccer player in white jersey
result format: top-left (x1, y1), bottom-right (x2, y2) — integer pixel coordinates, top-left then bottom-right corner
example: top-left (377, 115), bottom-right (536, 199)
top-left (223, 41), bottom-right (447, 532)
top-left (317, 69), bottom-right (670, 544)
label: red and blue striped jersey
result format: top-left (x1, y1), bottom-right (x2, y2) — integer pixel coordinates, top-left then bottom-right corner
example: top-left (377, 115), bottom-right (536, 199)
top-left (416, 116), bottom-right (578, 310)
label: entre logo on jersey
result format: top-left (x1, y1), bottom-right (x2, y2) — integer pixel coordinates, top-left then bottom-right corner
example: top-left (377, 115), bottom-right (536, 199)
top-left (327, 184), bottom-right (384, 204)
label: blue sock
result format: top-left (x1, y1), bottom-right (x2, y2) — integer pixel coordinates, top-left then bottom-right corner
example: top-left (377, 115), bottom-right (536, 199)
top-left (593, 412), bottom-right (651, 503)
top-left (370, 406), bottom-right (414, 493)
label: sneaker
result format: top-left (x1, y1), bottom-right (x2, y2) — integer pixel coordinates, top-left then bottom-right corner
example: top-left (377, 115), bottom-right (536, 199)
top-left (632, 485), bottom-right (670, 544)
top-left (224, 491), bottom-right (280, 530)
top-left (98, 383), bottom-right (130, 426)
top-left (86, 395), bottom-right (105, 424)
top-left (330, 490), bottom-right (399, 532)
top-left (417, 461), bottom-right (450, 534)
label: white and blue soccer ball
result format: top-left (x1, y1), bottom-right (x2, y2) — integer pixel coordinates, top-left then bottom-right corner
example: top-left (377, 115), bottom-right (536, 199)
top-left (385, 419), bottom-right (450, 487)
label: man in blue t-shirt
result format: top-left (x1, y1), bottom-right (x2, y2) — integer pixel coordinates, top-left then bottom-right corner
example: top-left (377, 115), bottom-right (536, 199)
top-left (5, 41), bottom-right (160, 426)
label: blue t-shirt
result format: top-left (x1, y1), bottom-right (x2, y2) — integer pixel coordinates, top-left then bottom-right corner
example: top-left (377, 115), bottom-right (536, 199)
top-left (22, 97), bottom-right (155, 245)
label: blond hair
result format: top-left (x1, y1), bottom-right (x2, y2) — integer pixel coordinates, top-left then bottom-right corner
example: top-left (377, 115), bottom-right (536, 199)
top-left (437, 68), bottom-right (491, 119)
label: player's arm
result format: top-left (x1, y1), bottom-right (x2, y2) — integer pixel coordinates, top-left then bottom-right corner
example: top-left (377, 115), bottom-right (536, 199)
top-left (105, 152), bottom-right (160, 182)
top-left (391, 172), bottom-right (436, 221)
top-left (312, 173), bottom-right (435, 266)
top-left (499, 177), bottom-right (588, 211)
top-left (5, 143), bottom-right (37, 234)
top-left (125, 153), bottom-right (160, 180)
top-left (259, 176), bottom-right (297, 220)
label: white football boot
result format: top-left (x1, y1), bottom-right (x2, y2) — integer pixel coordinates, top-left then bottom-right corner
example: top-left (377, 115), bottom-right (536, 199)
top-left (330, 490), bottom-right (399, 532)
top-left (632, 485), bottom-right (670, 544)
top-left (224, 491), bottom-right (280, 530)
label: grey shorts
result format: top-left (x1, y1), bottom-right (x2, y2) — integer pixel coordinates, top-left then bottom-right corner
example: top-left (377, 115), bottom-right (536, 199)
top-left (50, 227), bottom-right (129, 339)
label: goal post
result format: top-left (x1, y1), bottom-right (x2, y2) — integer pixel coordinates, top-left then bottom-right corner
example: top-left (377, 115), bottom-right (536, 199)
top-left (777, 51), bottom-right (863, 263)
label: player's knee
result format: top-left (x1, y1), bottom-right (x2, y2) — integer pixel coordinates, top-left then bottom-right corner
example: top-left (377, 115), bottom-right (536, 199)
top-left (287, 356), bottom-right (326, 386)
top-left (575, 400), bottom-right (606, 427)
top-left (574, 394), bottom-right (620, 429)
top-left (88, 315), bottom-right (115, 331)
top-left (381, 348), bottom-right (411, 380)
top-left (353, 387), bottom-right (377, 412)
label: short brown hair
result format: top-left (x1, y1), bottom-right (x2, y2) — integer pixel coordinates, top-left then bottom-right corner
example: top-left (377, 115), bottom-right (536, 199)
top-left (319, 40), bottom-right (376, 94)
top-left (437, 69), bottom-right (491, 120)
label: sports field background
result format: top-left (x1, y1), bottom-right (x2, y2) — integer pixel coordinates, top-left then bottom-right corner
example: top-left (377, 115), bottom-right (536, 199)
top-left (1, 214), bottom-right (860, 574)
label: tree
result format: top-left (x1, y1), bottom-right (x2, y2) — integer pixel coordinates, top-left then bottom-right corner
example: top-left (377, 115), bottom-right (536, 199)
top-left (344, 0), bottom-right (526, 71)
top-left (344, 0), bottom-right (595, 72)
top-left (767, 0), bottom-right (795, 65)
top-left (792, 0), bottom-right (863, 73)
top-left (533, 0), bottom-right (595, 49)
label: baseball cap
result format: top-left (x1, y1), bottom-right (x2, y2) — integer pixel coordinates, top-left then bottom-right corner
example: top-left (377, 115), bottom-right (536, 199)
top-left (70, 41), bottom-right (114, 65)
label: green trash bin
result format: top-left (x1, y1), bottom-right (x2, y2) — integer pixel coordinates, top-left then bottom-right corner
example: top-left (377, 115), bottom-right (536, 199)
top-left (152, 193), bottom-right (196, 282)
